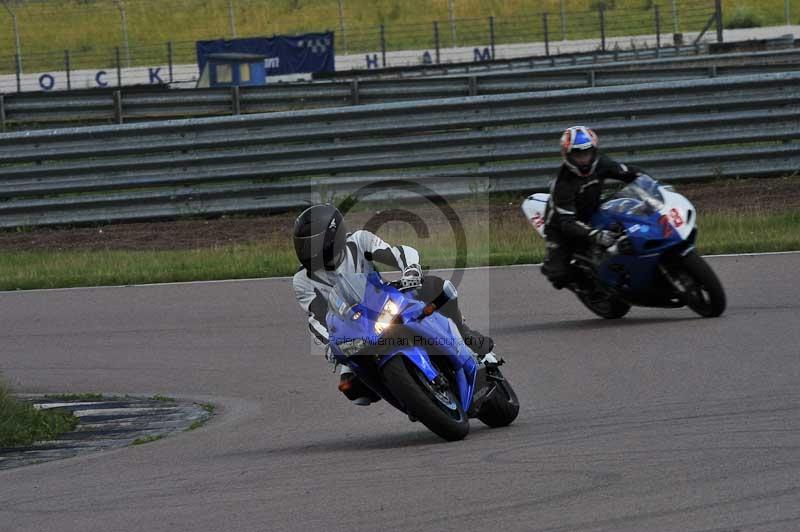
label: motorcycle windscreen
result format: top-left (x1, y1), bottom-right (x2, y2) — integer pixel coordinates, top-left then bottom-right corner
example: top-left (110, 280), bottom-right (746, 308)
top-left (610, 175), bottom-right (665, 213)
top-left (328, 273), bottom-right (368, 317)
top-left (601, 197), bottom-right (651, 216)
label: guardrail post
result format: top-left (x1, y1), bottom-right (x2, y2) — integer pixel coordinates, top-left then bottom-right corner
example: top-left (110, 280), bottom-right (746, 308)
top-left (588, 70), bottom-right (596, 88)
top-left (231, 86), bottom-right (241, 115)
top-left (433, 21), bottom-right (441, 64)
top-left (599, 3), bottom-right (606, 53)
top-left (709, 65), bottom-right (717, 78)
top-left (543, 13), bottom-right (550, 57)
top-left (14, 54), bottom-right (21, 93)
top-left (654, 5), bottom-right (661, 54)
top-left (350, 79), bottom-right (360, 105)
top-left (0, 95), bottom-right (6, 132)
top-left (714, 0), bottom-right (723, 43)
top-left (380, 24), bottom-right (387, 67)
top-left (113, 90), bottom-right (123, 124)
top-left (115, 47), bottom-right (122, 87)
top-left (468, 76), bottom-right (477, 96)
top-left (489, 16), bottom-right (496, 60)
top-left (167, 41), bottom-right (174, 83)
top-left (64, 50), bottom-right (72, 91)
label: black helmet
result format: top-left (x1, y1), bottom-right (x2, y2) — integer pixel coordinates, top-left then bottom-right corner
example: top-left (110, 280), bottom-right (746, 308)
top-left (293, 204), bottom-right (347, 271)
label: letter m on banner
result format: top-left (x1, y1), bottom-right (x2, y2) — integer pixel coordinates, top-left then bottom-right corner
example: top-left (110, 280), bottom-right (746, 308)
top-left (474, 47), bottom-right (491, 62)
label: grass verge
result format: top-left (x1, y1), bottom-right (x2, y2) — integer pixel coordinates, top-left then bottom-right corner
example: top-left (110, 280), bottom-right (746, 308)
top-left (150, 395), bottom-right (176, 402)
top-left (131, 434), bottom-right (164, 445)
top-left (0, 380), bottom-right (79, 448)
top-left (186, 403), bottom-right (215, 431)
top-left (43, 392), bottom-right (104, 402)
top-left (0, 208), bottom-right (797, 291)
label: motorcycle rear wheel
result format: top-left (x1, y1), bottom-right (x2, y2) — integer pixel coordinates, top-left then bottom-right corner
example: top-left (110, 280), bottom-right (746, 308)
top-left (381, 356), bottom-right (469, 442)
top-left (477, 369), bottom-right (520, 428)
top-left (576, 289), bottom-right (631, 319)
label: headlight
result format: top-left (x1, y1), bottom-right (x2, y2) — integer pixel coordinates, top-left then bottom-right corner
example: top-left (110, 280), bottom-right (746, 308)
top-left (374, 299), bottom-right (399, 334)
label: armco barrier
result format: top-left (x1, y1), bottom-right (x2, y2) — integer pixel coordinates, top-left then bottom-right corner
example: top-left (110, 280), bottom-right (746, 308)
top-left (0, 71), bottom-right (798, 228)
top-left (0, 47), bottom-right (798, 130)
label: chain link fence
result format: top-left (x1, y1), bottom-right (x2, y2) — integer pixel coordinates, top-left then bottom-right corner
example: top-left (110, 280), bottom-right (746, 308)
top-left (0, 0), bottom-right (729, 91)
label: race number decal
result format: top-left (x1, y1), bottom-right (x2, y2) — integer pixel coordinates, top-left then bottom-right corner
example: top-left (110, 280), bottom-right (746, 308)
top-left (669, 208), bottom-right (684, 228)
top-left (530, 213), bottom-right (545, 229)
top-left (659, 215), bottom-right (673, 237)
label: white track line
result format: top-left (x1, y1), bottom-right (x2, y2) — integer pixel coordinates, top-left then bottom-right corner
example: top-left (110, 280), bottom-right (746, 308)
top-left (2, 250), bottom-right (798, 294)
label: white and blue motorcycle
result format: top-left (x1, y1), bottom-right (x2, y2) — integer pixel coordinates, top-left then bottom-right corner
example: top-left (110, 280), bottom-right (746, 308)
top-left (522, 175), bottom-right (726, 319)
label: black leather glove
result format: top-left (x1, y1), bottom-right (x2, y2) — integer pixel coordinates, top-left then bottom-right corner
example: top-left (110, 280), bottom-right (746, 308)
top-left (589, 229), bottom-right (618, 248)
top-left (620, 170), bottom-right (641, 181)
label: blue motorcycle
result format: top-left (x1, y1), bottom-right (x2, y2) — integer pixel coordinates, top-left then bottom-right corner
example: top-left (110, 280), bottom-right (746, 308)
top-left (326, 271), bottom-right (519, 441)
top-left (522, 175), bottom-right (726, 319)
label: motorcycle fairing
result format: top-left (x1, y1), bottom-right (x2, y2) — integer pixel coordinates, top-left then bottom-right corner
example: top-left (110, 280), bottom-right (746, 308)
top-left (327, 271), bottom-right (478, 413)
top-left (521, 193), bottom-right (550, 238)
top-left (376, 311), bottom-right (479, 412)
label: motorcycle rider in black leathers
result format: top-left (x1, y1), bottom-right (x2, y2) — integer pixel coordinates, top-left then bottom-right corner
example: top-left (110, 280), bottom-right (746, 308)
top-left (292, 204), bottom-right (494, 405)
top-left (542, 126), bottom-right (644, 289)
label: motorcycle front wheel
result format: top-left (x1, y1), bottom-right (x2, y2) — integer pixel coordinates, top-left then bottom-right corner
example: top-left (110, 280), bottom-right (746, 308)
top-left (381, 356), bottom-right (469, 442)
top-left (679, 252), bottom-right (726, 318)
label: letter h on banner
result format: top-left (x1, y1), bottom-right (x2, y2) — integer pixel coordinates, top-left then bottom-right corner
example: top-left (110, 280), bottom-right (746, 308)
top-left (365, 54), bottom-right (379, 69)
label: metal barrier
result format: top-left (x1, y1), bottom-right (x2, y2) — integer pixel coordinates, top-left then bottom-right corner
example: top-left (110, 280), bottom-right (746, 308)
top-left (0, 71), bottom-right (798, 228)
top-left (1, 47), bottom-right (799, 131)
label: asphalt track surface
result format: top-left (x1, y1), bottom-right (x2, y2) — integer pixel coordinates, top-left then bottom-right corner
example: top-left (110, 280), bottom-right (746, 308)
top-left (1, 253), bottom-right (799, 532)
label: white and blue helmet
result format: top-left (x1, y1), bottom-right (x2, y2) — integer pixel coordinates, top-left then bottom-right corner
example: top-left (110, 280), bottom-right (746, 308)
top-left (560, 126), bottom-right (599, 177)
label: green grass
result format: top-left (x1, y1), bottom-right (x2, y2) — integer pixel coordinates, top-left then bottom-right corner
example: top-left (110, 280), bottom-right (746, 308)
top-left (0, 243), bottom-right (298, 291)
top-left (725, 5), bottom-right (764, 28)
top-left (131, 434), bottom-right (164, 445)
top-left (698, 210), bottom-right (800, 254)
top-left (186, 403), bottom-right (214, 431)
top-left (150, 394), bottom-right (176, 402)
top-left (0, 207), bottom-right (797, 291)
top-left (43, 392), bottom-right (104, 402)
top-left (0, 380), bottom-right (80, 448)
top-left (0, 0), bottom-right (792, 74)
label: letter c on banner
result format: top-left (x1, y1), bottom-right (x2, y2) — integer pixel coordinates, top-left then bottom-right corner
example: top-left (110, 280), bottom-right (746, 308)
top-left (96, 70), bottom-right (108, 87)
top-left (39, 74), bottom-right (55, 91)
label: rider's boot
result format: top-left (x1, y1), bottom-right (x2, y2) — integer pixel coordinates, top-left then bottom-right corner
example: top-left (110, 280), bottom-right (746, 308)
top-left (573, 275), bottom-right (595, 293)
top-left (338, 366), bottom-right (380, 406)
top-left (459, 321), bottom-right (495, 359)
top-left (427, 278), bottom-right (495, 359)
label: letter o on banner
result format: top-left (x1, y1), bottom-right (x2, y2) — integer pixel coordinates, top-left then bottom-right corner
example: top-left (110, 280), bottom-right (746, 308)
top-left (95, 70), bottom-right (108, 87)
top-left (39, 74), bottom-right (55, 91)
